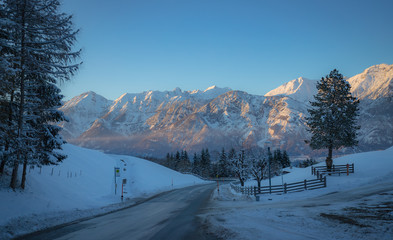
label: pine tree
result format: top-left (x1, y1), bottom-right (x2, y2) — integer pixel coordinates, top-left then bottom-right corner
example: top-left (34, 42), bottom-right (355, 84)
top-left (200, 148), bottom-right (211, 177)
top-left (218, 148), bottom-right (228, 177)
top-left (0, 7), bottom-right (15, 175)
top-left (273, 149), bottom-right (282, 167)
top-left (281, 150), bottom-right (290, 168)
top-left (175, 151), bottom-right (180, 170)
top-left (227, 148), bottom-right (236, 177)
top-left (1, 0), bottom-right (81, 188)
top-left (191, 152), bottom-right (200, 175)
top-left (306, 69), bottom-right (360, 170)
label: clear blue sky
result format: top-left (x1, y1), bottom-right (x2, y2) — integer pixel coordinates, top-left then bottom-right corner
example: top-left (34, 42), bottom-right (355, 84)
top-left (60, 0), bottom-right (393, 100)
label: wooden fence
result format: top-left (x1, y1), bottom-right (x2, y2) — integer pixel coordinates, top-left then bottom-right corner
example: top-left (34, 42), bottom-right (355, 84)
top-left (231, 175), bottom-right (327, 196)
top-left (311, 163), bottom-right (354, 178)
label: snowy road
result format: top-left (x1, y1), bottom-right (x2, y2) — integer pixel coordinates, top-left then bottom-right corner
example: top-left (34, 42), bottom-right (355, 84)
top-left (20, 183), bottom-right (216, 240)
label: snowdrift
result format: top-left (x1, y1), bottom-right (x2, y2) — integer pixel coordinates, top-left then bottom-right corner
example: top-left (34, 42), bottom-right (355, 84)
top-left (0, 144), bottom-right (206, 226)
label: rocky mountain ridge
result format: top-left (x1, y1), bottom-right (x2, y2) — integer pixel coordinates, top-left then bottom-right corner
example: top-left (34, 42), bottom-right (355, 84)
top-left (59, 64), bottom-right (393, 158)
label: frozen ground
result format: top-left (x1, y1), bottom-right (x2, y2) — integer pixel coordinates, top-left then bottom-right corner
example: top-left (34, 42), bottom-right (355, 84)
top-left (203, 147), bottom-right (393, 240)
top-left (0, 144), bottom-right (206, 240)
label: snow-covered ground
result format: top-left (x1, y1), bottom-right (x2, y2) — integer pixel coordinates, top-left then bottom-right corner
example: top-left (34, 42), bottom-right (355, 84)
top-left (204, 147), bottom-right (393, 240)
top-left (0, 144), bottom-right (206, 239)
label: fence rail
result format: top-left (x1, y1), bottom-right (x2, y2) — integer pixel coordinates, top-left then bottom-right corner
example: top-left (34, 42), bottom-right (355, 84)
top-left (311, 163), bottom-right (354, 178)
top-left (230, 175), bottom-right (327, 196)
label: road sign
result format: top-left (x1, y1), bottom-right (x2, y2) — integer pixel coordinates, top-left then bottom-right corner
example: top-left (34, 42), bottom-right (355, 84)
top-left (115, 167), bottom-right (120, 177)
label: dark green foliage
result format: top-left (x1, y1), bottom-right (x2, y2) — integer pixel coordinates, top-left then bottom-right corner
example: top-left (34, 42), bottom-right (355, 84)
top-left (191, 152), bottom-right (200, 175)
top-left (306, 69), bottom-right (360, 167)
top-left (0, 0), bottom-right (81, 188)
top-left (200, 148), bottom-right (211, 177)
top-left (273, 149), bottom-right (291, 169)
top-left (218, 148), bottom-right (229, 177)
top-left (299, 158), bottom-right (317, 168)
top-left (165, 150), bottom-right (191, 173)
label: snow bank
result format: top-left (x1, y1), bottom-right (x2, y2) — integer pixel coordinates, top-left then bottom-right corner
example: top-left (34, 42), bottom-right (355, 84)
top-left (208, 147), bottom-right (393, 240)
top-left (0, 144), bottom-right (205, 229)
top-left (244, 146), bottom-right (393, 192)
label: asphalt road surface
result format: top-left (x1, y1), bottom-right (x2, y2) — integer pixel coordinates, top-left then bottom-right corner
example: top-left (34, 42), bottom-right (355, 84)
top-left (20, 183), bottom-right (216, 240)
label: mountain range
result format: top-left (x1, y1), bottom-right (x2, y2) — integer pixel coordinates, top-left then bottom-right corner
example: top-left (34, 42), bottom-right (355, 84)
top-left (59, 64), bottom-right (393, 159)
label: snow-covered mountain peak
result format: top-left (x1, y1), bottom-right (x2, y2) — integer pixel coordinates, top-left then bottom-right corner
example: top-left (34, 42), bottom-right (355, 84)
top-left (172, 87), bottom-right (183, 94)
top-left (204, 85), bottom-right (218, 92)
top-left (265, 77), bottom-right (317, 102)
top-left (347, 63), bottom-right (393, 100)
top-left (188, 85), bottom-right (232, 100)
top-left (60, 91), bottom-right (109, 109)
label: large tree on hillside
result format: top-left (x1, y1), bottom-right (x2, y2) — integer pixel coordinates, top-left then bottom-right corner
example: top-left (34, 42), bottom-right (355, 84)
top-left (0, 0), bottom-right (80, 189)
top-left (306, 69), bottom-right (359, 170)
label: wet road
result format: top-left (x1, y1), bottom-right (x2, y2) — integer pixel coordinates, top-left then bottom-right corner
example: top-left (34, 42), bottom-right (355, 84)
top-left (21, 183), bottom-right (216, 240)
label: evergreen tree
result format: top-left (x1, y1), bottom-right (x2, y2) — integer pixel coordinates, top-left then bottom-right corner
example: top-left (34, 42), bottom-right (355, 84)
top-left (175, 151), bottom-right (180, 170)
top-left (0, 7), bottom-right (15, 175)
top-left (0, 0), bottom-right (80, 188)
top-left (200, 148), bottom-right (211, 177)
top-left (281, 150), bottom-right (291, 168)
top-left (218, 148), bottom-right (228, 177)
top-left (191, 152), bottom-right (200, 175)
top-left (273, 149), bottom-right (282, 167)
top-left (306, 69), bottom-right (360, 170)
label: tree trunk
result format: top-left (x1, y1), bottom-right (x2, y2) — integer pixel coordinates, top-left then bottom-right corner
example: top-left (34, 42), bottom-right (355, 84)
top-left (326, 145), bottom-right (333, 171)
top-left (10, 161), bottom-right (19, 189)
top-left (0, 159), bottom-right (5, 174)
top-left (21, 158), bottom-right (27, 189)
top-left (238, 174), bottom-right (244, 186)
top-left (10, 0), bottom-right (27, 189)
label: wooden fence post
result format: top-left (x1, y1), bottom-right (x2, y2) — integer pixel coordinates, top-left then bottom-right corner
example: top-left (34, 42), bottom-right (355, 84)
top-left (304, 179), bottom-right (307, 190)
top-left (324, 176), bottom-right (327, 187)
top-left (352, 163), bottom-right (354, 173)
top-left (346, 163), bottom-right (349, 176)
top-left (284, 183), bottom-right (287, 194)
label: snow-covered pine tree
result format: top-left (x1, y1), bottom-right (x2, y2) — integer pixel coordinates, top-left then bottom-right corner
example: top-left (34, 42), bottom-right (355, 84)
top-left (200, 148), bottom-right (211, 177)
top-left (218, 148), bottom-right (228, 177)
top-left (0, 4), bottom-right (20, 176)
top-left (0, 7), bottom-right (11, 174)
top-left (191, 152), bottom-right (200, 175)
top-left (2, 0), bottom-right (80, 188)
top-left (306, 69), bottom-right (359, 170)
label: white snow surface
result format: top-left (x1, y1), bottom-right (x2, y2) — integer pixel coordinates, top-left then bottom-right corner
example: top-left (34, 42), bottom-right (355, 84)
top-left (264, 77), bottom-right (317, 102)
top-left (206, 147), bottom-right (393, 240)
top-left (347, 63), bottom-right (393, 100)
top-left (0, 144), bottom-right (206, 239)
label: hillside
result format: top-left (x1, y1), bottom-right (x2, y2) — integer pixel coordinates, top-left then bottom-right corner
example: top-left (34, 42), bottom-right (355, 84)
top-left (0, 144), bottom-right (206, 239)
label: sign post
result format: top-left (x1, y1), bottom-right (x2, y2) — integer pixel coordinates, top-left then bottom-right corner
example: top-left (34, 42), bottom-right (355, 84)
top-left (114, 167), bottom-right (120, 195)
top-left (216, 174), bottom-right (219, 194)
top-left (121, 178), bottom-right (127, 201)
